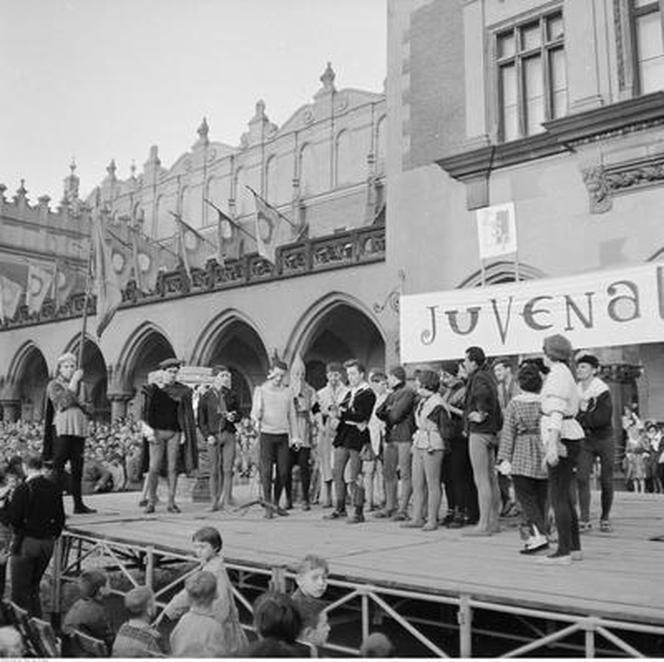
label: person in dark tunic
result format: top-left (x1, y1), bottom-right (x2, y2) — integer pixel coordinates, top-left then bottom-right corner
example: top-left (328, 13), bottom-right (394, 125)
top-left (140, 358), bottom-right (198, 514)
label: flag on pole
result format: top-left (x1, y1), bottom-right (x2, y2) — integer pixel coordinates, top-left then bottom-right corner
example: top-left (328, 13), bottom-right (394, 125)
top-left (105, 227), bottom-right (134, 288)
top-left (475, 202), bottom-right (518, 260)
top-left (92, 209), bottom-right (123, 338)
top-left (53, 257), bottom-right (87, 309)
top-left (26, 261), bottom-right (54, 314)
top-left (247, 186), bottom-right (291, 265)
top-left (0, 274), bottom-right (23, 321)
top-left (129, 226), bottom-right (177, 292)
top-left (171, 212), bottom-right (217, 277)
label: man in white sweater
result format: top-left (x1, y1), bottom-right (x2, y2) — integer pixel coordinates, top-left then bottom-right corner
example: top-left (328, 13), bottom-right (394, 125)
top-left (251, 361), bottom-right (298, 518)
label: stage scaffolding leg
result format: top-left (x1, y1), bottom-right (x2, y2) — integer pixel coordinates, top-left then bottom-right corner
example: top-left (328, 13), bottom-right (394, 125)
top-left (361, 592), bottom-right (370, 642)
top-left (50, 537), bottom-right (63, 630)
top-left (458, 594), bottom-right (472, 658)
top-left (146, 546), bottom-right (155, 591)
top-left (585, 620), bottom-right (596, 658)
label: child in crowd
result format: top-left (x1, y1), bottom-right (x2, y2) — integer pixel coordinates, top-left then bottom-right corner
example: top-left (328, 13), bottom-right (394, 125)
top-left (292, 554), bottom-right (329, 606)
top-left (160, 526), bottom-right (247, 655)
top-left (169, 571), bottom-right (226, 657)
top-left (0, 626), bottom-right (23, 657)
top-left (111, 586), bottom-right (162, 657)
top-left (360, 632), bottom-right (395, 657)
top-left (63, 569), bottom-right (114, 653)
top-left (365, 370), bottom-right (388, 512)
top-left (243, 591), bottom-right (306, 657)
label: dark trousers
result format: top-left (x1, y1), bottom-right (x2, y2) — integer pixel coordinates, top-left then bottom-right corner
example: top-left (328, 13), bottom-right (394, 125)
top-left (285, 447), bottom-right (312, 505)
top-left (11, 536), bottom-right (55, 617)
top-left (333, 447), bottom-right (361, 512)
top-left (53, 435), bottom-right (85, 507)
top-left (208, 432), bottom-right (236, 506)
top-left (440, 452), bottom-right (456, 512)
top-left (498, 473), bottom-right (512, 507)
top-left (0, 561), bottom-right (5, 601)
top-left (512, 475), bottom-right (549, 536)
top-left (449, 437), bottom-right (479, 521)
top-left (548, 440), bottom-right (581, 556)
top-left (259, 433), bottom-right (290, 506)
top-left (576, 435), bottom-right (614, 521)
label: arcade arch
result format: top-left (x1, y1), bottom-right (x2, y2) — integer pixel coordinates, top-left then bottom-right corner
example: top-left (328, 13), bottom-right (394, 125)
top-left (288, 295), bottom-right (386, 389)
top-left (116, 323), bottom-right (176, 420)
top-left (64, 335), bottom-right (110, 421)
top-left (192, 313), bottom-right (270, 413)
top-left (6, 342), bottom-right (49, 421)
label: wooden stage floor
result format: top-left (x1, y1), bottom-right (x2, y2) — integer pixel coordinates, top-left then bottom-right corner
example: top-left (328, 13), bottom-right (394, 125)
top-left (65, 487), bottom-right (664, 627)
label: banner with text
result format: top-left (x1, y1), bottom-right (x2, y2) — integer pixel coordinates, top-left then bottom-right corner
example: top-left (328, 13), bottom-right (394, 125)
top-left (400, 263), bottom-right (664, 362)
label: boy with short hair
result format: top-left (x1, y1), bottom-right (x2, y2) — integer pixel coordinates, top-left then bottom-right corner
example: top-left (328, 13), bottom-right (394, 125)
top-left (112, 586), bottom-right (162, 657)
top-left (63, 569), bottom-right (114, 652)
top-left (292, 554), bottom-right (329, 603)
top-left (169, 570), bottom-right (226, 657)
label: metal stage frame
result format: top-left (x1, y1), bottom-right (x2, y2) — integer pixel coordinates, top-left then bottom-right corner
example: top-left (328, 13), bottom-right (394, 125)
top-left (52, 530), bottom-right (664, 658)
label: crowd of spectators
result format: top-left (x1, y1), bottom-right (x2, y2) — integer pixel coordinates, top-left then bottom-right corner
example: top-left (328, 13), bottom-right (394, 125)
top-left (0, 414), bottom-right (261, 495)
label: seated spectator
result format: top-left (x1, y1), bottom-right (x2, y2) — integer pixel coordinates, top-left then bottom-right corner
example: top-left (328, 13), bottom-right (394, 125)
top-left (81, 450), bottom-right (113, 495)
top-left (63, 569), bottom-right (114, 653)
top-left (243, 592), bottom-right (305, 658)
top-left (0, 626), bottom-right (23, 657)
top-left (292, 554), bottom-right (329, 605)
top-left (112, 586), bottom-right (162, 658)
top-left (107, 453), bottom-right (127, 492)
top-left (360, 632), bottom-right (395, 657)
top-left (169, 570), bottom-right (227, 658)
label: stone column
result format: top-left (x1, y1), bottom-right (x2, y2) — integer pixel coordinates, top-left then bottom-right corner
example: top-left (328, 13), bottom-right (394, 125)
top-left (107, 392), bottom-right (133, 422)
top-left (0, 399), bottom-right (21, 423)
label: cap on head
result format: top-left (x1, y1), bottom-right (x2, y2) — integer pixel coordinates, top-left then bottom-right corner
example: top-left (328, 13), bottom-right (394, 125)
top-left (158, 358), bottom-right (183, 370)
top-left (576, 353), bottom-right (599, 369)
top-left (56, 352), bottom-right (77, 367)
top-left (543, 334), bottom-right (573, 362)
top-left (210, 364), bottom-right (229, 377)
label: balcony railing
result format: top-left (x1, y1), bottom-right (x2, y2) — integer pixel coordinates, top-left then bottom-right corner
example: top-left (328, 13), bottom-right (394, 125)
top-left (1, 224), bottom-right (385, 330)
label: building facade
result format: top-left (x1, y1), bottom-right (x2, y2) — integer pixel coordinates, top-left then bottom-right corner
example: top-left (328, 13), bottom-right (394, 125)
top-left (0, 65), bottom-right (391, 422)
top-left (386, 0), bottom-right (664, 434)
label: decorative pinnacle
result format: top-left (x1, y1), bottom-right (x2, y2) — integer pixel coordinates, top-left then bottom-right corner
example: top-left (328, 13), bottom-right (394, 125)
top-left (130, 161), bottom-right (137, 178)
top-left (16, 179), bottom-right (27, 196)
top-left (320, 61), bottom-right (336, 91)
top-left (107, 159), bottom-right (117, 177)
top-left (197, 117), bottom-right (209, 140)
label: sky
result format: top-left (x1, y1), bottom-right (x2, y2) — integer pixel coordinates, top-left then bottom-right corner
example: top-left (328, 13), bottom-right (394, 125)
top-left (0, 0), bottom-right (386, 204)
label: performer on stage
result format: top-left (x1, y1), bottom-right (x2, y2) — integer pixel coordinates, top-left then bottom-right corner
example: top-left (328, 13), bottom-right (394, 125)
top-left (197, 365), bottom-right (240, 511)
top-left (313, 363), bottom-right (348, 508)
top-left (44, 352), bottom-right (96, 514)
top-left (141, 358), bottom-right (198, 514)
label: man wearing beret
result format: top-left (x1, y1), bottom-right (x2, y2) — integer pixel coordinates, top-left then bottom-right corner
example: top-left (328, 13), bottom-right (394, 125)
top-left (576, 353), bottom-right (614, 533)
top-left (141, 358), bottom-right (198, 513)
top-left (197, 365), bottom-right (240, 511)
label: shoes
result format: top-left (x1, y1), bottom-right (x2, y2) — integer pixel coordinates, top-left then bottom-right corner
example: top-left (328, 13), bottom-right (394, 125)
top-left (422, 523), bottom-right (438, 532)
top-left (571, 550), bottom-right (583, 561)
top-left (579, 521), bottom-right (592, 533)
top-left (599, 519), bottom-right (613, 533)
top-left (73, 504), bottom-right (97, 514)
top-left (276, 506), bottom-right (289, 517)
top-left (520, 535), bottom-right (550, 555)
top-left (392, 511), bottom-right (409, 522)
top-left (440, 512), bottom-right (455, 526)
top-left (167, 504), bottom-right (181, 514)
top-left (347, 512), bottom-right (365, 524)
top-left (447, 517), bottom-right (466, 529)
top-left (285, 502), bottom-right (294, 510)
top-left (208, 503), bottom-right (220, 512)
top-left (264, 510), bottom-right (275, 519)
top-left (538, 552), bottom-right (572, 565)
top-left (372, 509), bottom-right (395, 519)
top-left (400, 520), bottom-right (425, 529)
top-left (302, 502), bottom-right (311, 511)
top-left (145, 504), bottom-right (155, 514)
top-left (138, 498), bottom-right (148, 507)
top-left (323, 510), bottom-right (346, 520)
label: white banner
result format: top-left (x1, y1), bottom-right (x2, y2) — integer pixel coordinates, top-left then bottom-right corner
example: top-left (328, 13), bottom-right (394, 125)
top-left (400, 263), bottom-right (664, 363)
top-left (476, 202), bottom-right (517, 259)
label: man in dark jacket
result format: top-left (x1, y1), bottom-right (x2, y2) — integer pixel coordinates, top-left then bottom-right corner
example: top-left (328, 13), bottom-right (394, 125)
top-left (324, 360), bottom-right (376, 523)
top-left (197, 365), bottom-right (241, 511)
top-left (576, 353), bottom-right (614, 533)
top-left (462, 346), bottom-right (502, 536)
top-left (9, 454), bottom-right (65, 617)
top-left (373, 366), bottom-right (416, 520)
top-left (141, 358), bottom-right (198, 514)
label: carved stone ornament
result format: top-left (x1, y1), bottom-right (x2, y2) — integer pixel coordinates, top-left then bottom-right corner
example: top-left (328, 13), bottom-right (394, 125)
top-left (583, 155), bottom-right (664, 214)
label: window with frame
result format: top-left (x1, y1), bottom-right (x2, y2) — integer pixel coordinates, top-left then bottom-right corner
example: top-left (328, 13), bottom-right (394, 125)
top-left (496, 11), bottom-right (566, 142)
top-left (631, 0), bottom-right (664, 94)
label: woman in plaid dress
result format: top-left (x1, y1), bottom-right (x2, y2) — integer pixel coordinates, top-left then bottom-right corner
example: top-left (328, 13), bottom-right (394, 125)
top-left (497, 364), bottom-right (549, 555)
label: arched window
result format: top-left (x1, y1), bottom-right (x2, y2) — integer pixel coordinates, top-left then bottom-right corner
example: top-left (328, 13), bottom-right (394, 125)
top-left (375, 115), bottom-right (387, 175)
top-left (299, 143), bottom-right (318, 196)
top-left (335, 130), bottom-right (354, 186)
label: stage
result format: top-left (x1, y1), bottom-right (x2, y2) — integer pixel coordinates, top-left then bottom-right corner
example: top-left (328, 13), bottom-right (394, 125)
top-left (58, 486), bottom-right (664, 657)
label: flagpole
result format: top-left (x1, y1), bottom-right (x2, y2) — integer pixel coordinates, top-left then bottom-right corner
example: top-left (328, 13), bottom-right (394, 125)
top-left (245, 185), bottom-right (298, 230)
top-left (78, 220), bottom-right (94, 369)
top-left (203, 198), bottom-right (257, 243)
